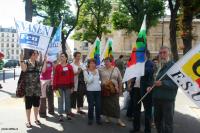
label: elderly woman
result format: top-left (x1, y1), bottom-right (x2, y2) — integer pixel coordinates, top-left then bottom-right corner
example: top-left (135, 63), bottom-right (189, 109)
top-left (99, 57), bottom-right (126, 127)
top-left (20, 50), bottom-right (46, 128)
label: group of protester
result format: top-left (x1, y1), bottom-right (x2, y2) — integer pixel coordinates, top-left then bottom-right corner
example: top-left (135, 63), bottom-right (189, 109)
top-left (19, 46), bottom-right (178, 133)
top-left (124, 46), bottom-right (178, 133)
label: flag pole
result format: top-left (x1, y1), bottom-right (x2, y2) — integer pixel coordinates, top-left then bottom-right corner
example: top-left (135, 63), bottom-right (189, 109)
top-left (137, 73), bottom-right (166, 104)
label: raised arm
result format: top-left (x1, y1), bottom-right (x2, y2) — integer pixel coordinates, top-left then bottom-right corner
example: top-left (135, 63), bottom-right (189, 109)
top-left (19, 52), bottom-right (27, 72)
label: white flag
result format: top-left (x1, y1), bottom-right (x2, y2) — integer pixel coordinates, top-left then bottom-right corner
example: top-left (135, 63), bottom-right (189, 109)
top-left (166, 43), bottom-right (200, 107)
top-left (15, 20), bottom-right (53, 54)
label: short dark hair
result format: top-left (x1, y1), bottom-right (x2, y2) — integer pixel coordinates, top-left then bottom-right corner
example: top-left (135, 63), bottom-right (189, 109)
top-left (73, 51), bottom-right (81, 57)
top-left (61, 52), bottom-right (68, 62)
top-left (29, 50), bottom-right (38, 57)
top-left (104, 57), bottom-right (112, 62)
top-left (119, 55), bottom-right (123, 59)
top-left (87, 58), bottom-right (96, 68)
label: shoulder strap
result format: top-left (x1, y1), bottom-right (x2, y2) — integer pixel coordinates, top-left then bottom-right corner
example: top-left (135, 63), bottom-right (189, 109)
top-left (109, 67), bottom-right (115, 80)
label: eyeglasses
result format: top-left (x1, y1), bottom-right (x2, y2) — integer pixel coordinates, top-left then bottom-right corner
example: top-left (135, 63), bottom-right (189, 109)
top-left (159, 51), bottom-right (167, 54)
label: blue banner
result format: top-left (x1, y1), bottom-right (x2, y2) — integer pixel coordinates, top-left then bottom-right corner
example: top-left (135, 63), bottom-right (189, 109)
top-left (47, 21), bottom-right (62, 62)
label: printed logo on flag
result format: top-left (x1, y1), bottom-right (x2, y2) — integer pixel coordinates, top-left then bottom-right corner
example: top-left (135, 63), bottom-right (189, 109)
top-left (182, 52), bottom-right (200, 87)
top-left (19, 33), bottom-right (40, 46)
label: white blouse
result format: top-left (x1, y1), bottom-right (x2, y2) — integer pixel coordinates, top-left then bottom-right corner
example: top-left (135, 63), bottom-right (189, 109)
top-left (83, 69), bottom-right (101, 91)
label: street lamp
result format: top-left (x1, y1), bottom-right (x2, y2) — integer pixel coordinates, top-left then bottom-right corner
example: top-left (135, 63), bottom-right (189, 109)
top-left (161, 16), bottom-right (164, 46)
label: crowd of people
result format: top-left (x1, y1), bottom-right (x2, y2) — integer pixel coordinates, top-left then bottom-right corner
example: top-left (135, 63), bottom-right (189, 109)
top-left (18, 46), bottom-right (178, 133)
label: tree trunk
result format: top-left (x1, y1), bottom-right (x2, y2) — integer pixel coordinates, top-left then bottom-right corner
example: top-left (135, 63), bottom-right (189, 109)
top-left (169, 13), bottom-right (179, 61)
top-left (25, 0), bottom-right (33, 22)
top-left (24, 0), bottom-right (33, 59)
top-left (181, 1), bottom-right (193, 55)
top-left (168, 0), bottom-right (180, 62)
top-left (61, 32), bottom-right (66, 53)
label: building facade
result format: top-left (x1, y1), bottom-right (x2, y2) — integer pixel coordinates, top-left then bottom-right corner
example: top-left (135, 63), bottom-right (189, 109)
top-left (0, 27), bottom-right (20, 60)
top-left (74, 16), bottom-right (200, 60)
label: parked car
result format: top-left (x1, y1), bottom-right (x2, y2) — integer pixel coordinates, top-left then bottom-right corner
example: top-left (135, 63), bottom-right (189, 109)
top-left (3, 59), bottom-right (19, 68)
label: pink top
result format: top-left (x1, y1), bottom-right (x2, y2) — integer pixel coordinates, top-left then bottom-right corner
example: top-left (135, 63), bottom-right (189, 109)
top-left (40, 61), bottom-right (53, 80)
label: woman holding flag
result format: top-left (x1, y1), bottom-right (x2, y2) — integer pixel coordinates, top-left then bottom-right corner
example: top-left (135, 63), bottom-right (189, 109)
top-left (20, 50), bottom-right (46, 128)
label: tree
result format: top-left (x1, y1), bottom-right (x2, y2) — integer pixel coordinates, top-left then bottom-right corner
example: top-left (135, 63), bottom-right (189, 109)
top-left (111, 0), bottom-right (164, 33)
top-left (168, 0), bottom-right (180, 61)
top-left (24, 0), bottom-right (33, 59)
top-left (180, 0), bottom-right (200, 54)
top-left (33, 0), bottom-right (85, 52)
top-left (25, 0), bottom-right (33, 22)
top-left (72, 0), bottom-right (112, 43)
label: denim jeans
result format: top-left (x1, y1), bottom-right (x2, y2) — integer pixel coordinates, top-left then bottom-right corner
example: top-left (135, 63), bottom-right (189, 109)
top-left (154, 99), bottom-right (175, 133)
top-left (87, 91), bottom-right (101, 121)
top-left (58, 88), bottom-right (71, 115)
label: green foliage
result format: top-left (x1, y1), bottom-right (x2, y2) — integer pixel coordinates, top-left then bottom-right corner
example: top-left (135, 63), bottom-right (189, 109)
top-left (72, 0), bottom-right (112, 43)
top-left (33, 0), bottom-right (69, 26)
top-left (111, 0), bottom-right (165, 32)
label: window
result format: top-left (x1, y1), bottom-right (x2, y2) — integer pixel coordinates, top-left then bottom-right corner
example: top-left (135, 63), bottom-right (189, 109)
top-left (1, 38), bottom-right (4, 42)
top-left (12, 39), bottom-right (14, 42)
top-left (12, 50), bottom-right (14, 54)
top-left (12, 33), bottom-right (14, 37)
top-left (7, 38), bottom-right (9, 42)
top-left (1, 33), bottom-right (4, 37)
top-left (11, 43), bottom-right (14, 47)
top-left (16, 50), bottom-right (19, 54)
top-left (1, 43), bottom-right (3, 47)
top-left (6, 43), bottom-right (9, 47)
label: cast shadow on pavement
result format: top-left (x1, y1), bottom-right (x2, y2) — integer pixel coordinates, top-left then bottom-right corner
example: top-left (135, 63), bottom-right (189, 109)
top-left (0, 89), bottom-right (16, 98)
top-left (27, 123), bottom-right (63, 133)
top-left (173, 111), bottom-right (200, 133)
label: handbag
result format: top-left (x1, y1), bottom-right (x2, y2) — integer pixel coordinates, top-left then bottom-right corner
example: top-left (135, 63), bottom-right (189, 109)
top-left (16, 71), bottom-right (26, 98)
top-left (78, 70), bottom-right (87, 95)
top-left (101, 67), bottom-right (117, 96)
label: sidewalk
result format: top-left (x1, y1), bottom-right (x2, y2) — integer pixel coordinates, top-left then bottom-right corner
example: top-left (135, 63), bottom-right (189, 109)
top-left (0, 77), bottom-right (200, 133)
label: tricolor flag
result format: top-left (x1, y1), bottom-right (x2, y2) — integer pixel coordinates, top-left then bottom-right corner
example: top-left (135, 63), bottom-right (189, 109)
top-left (101, 38), bottom-right (113, 61)
top-left (122, 15), bottom-right (147, 82)
top-left (88, 37), bottom-right (101, 66)
top-left (15, 20), bottom-right (53, 54)
top-left (101, 38), bottom-right (115, 65)
top-left (47, 21), bottom-right (62, 61)
top-left (166, 43), bottom-right (200, 107)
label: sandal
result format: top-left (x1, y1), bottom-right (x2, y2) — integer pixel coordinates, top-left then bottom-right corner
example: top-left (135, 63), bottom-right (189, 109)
top-left (117, 120), bottom-right (126, 127)
top-left (66, 115), bottom-right (72, 120)
top-left (35, 120), bottom-right (41, 125)
top-left (59, 115), bottom-right (64, 122)
top-left (26, 122), bottom-right (32, 128)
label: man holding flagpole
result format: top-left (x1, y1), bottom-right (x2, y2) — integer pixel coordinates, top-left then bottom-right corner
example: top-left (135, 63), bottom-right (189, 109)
top-left (147, 46), bottom-right (178, 133)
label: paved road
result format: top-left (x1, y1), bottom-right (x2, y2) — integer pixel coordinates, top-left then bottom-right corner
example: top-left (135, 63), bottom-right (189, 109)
top-left (0, 73), bottom-right (200, 133)
top-left (0, 67), bottom-right (20, 81)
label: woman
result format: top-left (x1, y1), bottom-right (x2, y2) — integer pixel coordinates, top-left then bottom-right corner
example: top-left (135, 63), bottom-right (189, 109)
top-left (20, 50), bottom-right (46, 128)
top-left (53, 53), bottom-right (74, 121)
top-left (39, 61), bottom-right (55, 118)
top-left (99, 57), bottom-right (126, 127)
top-left (84, 59), bottom-right (102, 125)
top-left (71, 52), bottom-right (86, 115)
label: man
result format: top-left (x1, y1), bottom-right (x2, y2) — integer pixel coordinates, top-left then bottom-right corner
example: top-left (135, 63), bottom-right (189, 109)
top-left (115, 55), bottom-right (125, 77)
top-left (147, 46), bottom-right (178, 133)
top-left (130, 50), bottom-right (154, 133)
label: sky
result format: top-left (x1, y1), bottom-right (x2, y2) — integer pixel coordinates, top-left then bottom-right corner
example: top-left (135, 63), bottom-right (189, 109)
top-left (0, 0), bottom-right (74, 52)
top-left (0, 0), bottom-right (169, 53)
